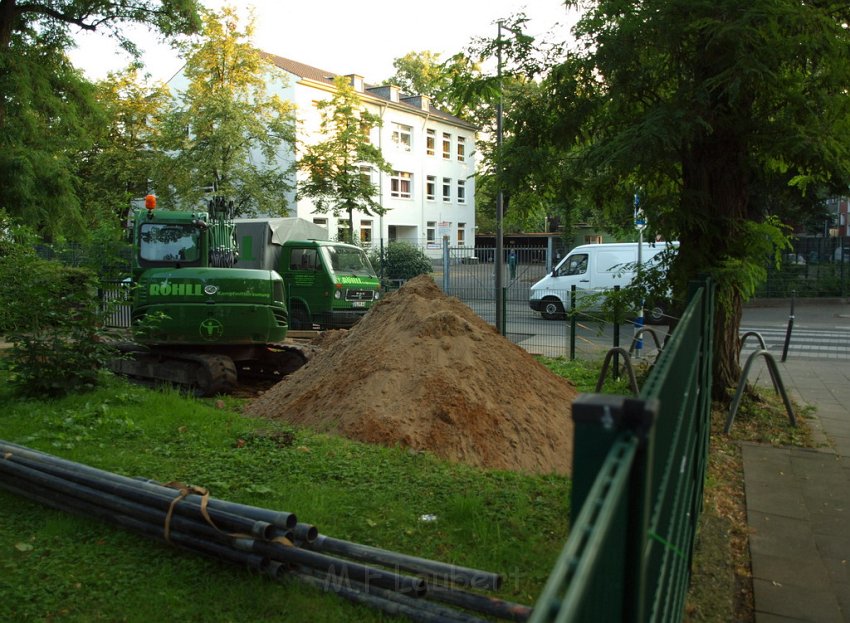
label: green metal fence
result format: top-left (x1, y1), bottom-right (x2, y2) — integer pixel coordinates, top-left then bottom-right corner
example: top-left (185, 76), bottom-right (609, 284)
top-left (529, 277), bottom-right (715, 622)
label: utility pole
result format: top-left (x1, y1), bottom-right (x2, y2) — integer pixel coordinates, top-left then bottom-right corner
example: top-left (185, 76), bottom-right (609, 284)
top-left (495, 21), bottom-right (505, 335)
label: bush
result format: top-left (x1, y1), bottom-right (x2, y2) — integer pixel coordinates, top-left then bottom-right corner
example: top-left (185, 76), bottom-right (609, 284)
top-left (370, 242), bottom-right (433, 281)
top-left (0, 234), bottom-right (117, 397)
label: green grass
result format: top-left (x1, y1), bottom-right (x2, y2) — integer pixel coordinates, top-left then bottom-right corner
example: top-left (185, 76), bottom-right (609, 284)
top-left (0, 369), bottom-right (577, 622)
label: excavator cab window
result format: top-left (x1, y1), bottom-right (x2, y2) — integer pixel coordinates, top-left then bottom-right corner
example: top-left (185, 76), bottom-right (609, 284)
top-left (139, 224), bottom-right (201, 264)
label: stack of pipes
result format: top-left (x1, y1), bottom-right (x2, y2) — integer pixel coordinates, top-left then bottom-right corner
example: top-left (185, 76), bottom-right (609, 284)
top-left (0, 440), bottom-right (532, 623)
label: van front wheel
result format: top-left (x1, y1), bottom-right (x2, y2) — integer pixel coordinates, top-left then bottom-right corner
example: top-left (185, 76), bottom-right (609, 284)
top-left (541, 298), bottom-right (565, 321)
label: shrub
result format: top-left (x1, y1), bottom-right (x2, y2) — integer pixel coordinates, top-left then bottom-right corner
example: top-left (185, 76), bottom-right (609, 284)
top-left (0, 232), bottom-right (117, 397)
top-left (370, 242), bottom-right (433, 281)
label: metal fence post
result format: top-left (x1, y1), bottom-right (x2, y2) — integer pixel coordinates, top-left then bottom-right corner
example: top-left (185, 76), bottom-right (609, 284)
top-left (570, 285), bottom-right (576, 361)
top-left (442, 237), bottom-right (450, 293)
top-left (613, 285), bottom-right (621, 380)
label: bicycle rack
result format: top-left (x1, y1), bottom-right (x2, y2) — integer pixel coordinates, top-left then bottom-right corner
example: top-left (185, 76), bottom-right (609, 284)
top-left (724, 339), bottom-right (796, 433)
top-left (595, 347), bottom-right (640, 396)
top-left (739, 331), bottom-right (768, 355)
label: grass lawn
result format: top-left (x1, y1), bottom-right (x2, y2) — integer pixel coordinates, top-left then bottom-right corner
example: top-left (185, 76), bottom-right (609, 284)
top-left (0, 357), bottom-right (812, 622)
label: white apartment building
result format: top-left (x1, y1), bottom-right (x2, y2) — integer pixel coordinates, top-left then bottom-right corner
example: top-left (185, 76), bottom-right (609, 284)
top-left (262, 55), bottom-right (477, 258)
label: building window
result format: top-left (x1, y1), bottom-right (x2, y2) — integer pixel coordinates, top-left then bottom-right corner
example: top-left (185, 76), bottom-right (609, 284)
top-left (426, 175), bottom-right (436, 201)
top-left (390, 171), bottom-right (412, 199)
top-left (360, 220), bottom-right (372, 245)
top-left (313, 217), bottom-right (328, 229)
top-left (426, 129), bottom-right (435, 156)
top-left (359, 118), bottom-right (373, 144)
top-left (426, 221), bottom-right (436, 244)
top-left (457, 223), bottom-right (466, 246)
top-left (337, 220), bottom-right (352, 243)
top-left (442, 177), bottom-right (451, 202)
top-left (442, 132), bottom-right (451, 159)
top-left (457, 179), bottom-right (466, 204)
top-left (359, 165), bottom-right (375, 186)
top-left (392, 123), bottom-right (412, 151)
top-left (457, 136), bottom-right (466, 161)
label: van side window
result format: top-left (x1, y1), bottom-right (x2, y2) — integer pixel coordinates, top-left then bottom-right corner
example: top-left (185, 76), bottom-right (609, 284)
top-left (558, 254), bottom-right (588, 277)
top-left (290, 248), bottom-right (319, 271)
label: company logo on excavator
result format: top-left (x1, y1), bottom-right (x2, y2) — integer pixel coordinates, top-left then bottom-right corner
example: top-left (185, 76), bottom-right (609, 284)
top-left (149, 283), bottom-right (203, 296)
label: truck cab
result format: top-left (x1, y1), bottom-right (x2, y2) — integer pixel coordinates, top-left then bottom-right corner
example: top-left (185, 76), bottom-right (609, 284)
top-left (280, 240), bottom-right (381, 329)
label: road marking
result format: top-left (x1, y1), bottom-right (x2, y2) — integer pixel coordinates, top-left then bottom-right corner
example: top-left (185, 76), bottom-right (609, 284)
top-left (740, 326), bottom-right (850, 360)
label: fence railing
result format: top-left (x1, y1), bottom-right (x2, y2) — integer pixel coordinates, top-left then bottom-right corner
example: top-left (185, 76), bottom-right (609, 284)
top-left (529, 277), bottom-right (715, 622)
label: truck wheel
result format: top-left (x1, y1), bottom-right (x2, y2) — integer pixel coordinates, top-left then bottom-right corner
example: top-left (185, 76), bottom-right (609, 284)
top-left (541, 298), bottom-right (565, 321)
top-left (289, 306), bottom-right (310, 330)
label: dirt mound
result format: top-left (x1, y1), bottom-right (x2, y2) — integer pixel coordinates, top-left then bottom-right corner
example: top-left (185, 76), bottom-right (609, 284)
top-left (246, 275), bottom-right (577, 475)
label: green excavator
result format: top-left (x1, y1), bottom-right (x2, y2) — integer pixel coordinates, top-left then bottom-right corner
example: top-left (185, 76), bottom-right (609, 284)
top-left (110, 195), bottom-right (310, 396)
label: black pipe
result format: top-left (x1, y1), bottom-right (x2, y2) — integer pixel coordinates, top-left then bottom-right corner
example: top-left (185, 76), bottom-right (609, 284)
top-left (0, 459), bottom-right (261, 547)
top-left (0, 441), bottom-right (297, 530)
top-left (426, 584), bottom-right (533, 622)
top-left (134, 478), bottom-right (297, 530)
top-left (307, 534), bottom-right (503, 591)
top-left (288, 565), bottom-right (489, 623)
top-left (0, 451), bottom-right (274, 539)
top-left (0, 477), bottom-right (268, 572)
top-left (1, 441), bottom-right (523, 619)
top-left (1, 466), bottom-right (426, 601)
top-left (293, 522), bottom-right (319, 543)
top-left (233, 537), bottom-right (428, 597)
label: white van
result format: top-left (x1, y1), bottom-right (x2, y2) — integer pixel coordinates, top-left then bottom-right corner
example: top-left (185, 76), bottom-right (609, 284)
top-left (529, 241), bottom-right (678, 322)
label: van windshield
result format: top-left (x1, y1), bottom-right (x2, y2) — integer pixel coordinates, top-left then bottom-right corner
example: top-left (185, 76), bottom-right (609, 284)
top-left (321, 245), bottom-right (377, 278)
top-left (556, 254), bottom-right (588, 277)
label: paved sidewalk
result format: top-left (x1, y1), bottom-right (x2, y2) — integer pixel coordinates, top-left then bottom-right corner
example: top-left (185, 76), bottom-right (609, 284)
top-left (740, 356), bottom-right (850, 622)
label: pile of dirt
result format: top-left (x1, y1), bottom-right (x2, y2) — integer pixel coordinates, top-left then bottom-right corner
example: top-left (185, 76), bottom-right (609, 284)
top-left (246, 275), bottom-right (577, 475)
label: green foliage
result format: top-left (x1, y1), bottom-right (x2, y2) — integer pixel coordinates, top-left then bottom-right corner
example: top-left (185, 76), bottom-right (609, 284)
top-left (298, 76), bottom-right (392, 241)
top-left (0, 39), bottom-right (99, 240)
top-left (0, 1), bottom-right (203, 240)
top-left (0, 212), bottom-right (38, 332)
top-left (503, 0), bottom-right (850, 394)
top-left (77, 66), bottom-right (173, 228)
top-left (369, 242), bottom-right (433, 281)
top-left (0, 230), bottom-right (118, 396)
top-left (153, 6), bottom-right (296, 216)
top-left (0, 1), bottom-right (201, 53)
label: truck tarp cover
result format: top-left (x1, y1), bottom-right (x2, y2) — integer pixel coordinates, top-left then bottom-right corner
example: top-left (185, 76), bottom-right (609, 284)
top-left (234, 218), bottom-right (329, 271)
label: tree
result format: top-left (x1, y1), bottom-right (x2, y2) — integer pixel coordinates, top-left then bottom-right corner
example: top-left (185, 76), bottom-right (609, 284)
top-left (385, 51), bottom-right (483, 120)
top-left (298, 75), bottom-right (392, 242)
top-left (153, 6), bottom-right (296, 215)
top-left (77, 65), bottom-right (172, 229)
top-left (513, 0), bottom-right (850, 398)
top-left (0, 0), bottom-right (202, 240)
top-left (0, 38), bottom-right (101, 240)
top-left (0, 0), bottom-right (201, 52)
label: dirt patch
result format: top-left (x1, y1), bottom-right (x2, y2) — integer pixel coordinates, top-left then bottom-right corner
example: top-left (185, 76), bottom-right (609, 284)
top-left (246, 275), bottom-right (577, 475)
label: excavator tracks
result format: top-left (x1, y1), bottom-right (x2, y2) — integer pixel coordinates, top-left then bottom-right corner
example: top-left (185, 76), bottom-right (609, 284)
top-left (109, 341), bottom-right (312, 397)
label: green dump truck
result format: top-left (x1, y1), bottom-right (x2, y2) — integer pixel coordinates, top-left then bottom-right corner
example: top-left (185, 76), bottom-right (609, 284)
top-left (234, 218), bottom-right (381, 330)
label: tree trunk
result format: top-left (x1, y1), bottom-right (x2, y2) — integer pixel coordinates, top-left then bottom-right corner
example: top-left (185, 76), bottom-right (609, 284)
top-left (0, 0), bottom-right (19, 52)
top-left (679, 127), bottom-right (750, 402)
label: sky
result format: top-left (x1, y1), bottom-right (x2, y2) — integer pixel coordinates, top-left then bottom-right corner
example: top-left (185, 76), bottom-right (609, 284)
top-left (67, 0), bottom-right (579, 84)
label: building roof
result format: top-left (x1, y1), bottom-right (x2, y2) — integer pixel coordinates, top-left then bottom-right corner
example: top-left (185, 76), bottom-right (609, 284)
top-left (261, 52), bottom-right (476, 131)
